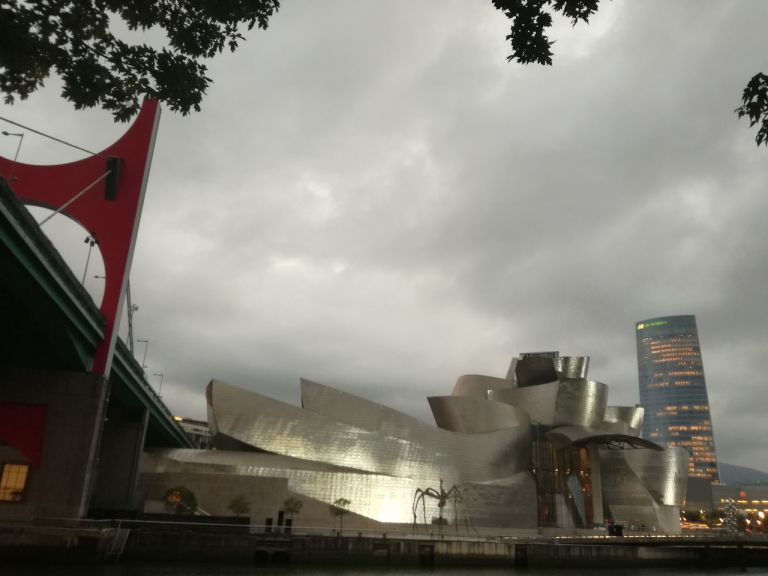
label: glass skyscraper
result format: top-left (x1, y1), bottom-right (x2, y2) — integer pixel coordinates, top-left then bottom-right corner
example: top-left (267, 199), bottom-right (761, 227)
top-left (636, 315), bottom-right (720, 483)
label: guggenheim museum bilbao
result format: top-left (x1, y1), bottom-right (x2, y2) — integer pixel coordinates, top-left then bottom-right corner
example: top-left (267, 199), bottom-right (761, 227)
top-left (144, 352), bottom-right (688, 534)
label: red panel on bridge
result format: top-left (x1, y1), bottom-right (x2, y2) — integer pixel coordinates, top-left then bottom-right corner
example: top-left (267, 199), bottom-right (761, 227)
top-left (0, 403), bottom-right (47, 468)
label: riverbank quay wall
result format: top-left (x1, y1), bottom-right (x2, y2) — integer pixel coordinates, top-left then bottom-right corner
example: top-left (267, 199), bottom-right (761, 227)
top-left (4, 521), bottom-right (768, 567)
top-left (120, 529), bottom-right (521, 566)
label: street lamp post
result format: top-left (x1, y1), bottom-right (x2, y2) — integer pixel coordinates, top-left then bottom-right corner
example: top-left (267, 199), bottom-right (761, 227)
top-left (126, 279), bottom-right (139, 356)
top-left (1, 130), bottom-right (24, 181)
top-left (137, 338), bottom-right (149, 371)
top-left (81, 235), bottom-right (97, 284)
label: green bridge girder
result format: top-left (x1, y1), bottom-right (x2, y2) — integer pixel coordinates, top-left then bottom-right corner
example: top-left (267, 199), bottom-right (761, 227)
top-left (0, 178), bottom-right (191, 448)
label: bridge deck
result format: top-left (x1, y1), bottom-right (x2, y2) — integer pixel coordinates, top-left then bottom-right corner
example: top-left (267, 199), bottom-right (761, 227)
top-left (0, 177), bottom-right (189, 448)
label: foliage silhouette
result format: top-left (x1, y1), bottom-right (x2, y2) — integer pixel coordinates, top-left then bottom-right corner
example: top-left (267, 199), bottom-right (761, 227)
top-left (329, 497), bottom-right (351, 534)
top-left (2, 1), bottom-right (764, 145)
top-left (283, 496), bottom-right (303, 522)
top-left (492, 0), bottom-right (766, 146)
top-left (0, 0), bottom-right (279, 121)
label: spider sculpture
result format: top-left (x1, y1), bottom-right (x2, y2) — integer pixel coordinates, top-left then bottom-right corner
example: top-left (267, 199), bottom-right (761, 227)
top-left (412, 478), bottom-right (462, 530)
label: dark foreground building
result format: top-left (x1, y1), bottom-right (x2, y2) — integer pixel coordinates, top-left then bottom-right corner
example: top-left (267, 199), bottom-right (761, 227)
top-left (636, 315), bottom-right (720, 483)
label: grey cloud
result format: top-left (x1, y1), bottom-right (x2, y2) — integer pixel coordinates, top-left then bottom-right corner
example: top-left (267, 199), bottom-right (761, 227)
top-left (3, 0), bottom-right (767, 468)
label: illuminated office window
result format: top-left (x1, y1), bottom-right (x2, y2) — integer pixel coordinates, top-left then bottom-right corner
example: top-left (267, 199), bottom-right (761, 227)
top-left (636, 315), bottom-right (720, 483)
top-left (0, 463), bottom-right (30, 502)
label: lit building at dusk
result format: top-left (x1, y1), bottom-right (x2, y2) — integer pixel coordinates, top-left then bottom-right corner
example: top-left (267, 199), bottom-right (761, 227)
top-left (636, 315), bottom-right (720, 483)
top-left (141, 352), bottom-right (689, 534)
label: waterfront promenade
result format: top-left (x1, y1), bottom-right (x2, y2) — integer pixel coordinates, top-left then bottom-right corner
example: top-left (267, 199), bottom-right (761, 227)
top-left (3, 518), bottom-right (768, 567)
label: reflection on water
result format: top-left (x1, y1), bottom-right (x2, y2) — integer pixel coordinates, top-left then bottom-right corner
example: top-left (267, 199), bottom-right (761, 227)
top-left (4, 566), bottom-right (768, 576)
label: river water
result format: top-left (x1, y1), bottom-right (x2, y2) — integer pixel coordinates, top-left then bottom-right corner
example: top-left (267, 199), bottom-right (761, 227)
top-left (3, 566), bottom-right (768, 576)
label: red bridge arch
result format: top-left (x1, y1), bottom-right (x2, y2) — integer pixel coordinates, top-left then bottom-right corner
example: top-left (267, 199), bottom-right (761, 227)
top-left (0, 100), bottom-right (161, 375)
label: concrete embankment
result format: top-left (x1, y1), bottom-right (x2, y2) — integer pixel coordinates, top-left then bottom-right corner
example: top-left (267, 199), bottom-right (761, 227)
top-left (524, 539), bottom-right (765, 567)
top-left (3, 521), bottom-right (768, 567)
top-left (118, 527), bottom-right (521, 566)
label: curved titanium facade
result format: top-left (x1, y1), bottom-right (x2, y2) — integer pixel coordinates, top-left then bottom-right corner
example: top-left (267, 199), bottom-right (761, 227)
top-left (600, 445), bottom-right (688, 533)
top-left (636, 315), bottom-right (719, 482)
top-left (207, 379), bottom-right (535, 527)
top-left (555, 356), bottom-right (590, 380)
top-left (464, 351), bottom-right (685, 531)
top-left (622, 445), bottom-right (689, 507)
top-left (488, 383), bottom-right (559, 424)
top-left (451, 374), bottom-right (512, 397)
top-left (145, 350), bottom-right (688, 534)
top-left (427, 395), bottom-right (530, 434)
top-left (553, 380), bottom-right (608, 428)
top-left (603, 405), bottom-right (645, 436)
top-left (209, 379), bottom-right (531, 482)
top-left (487, 380), bottom-right (607, 428)
top-left (300, 378), bottom-right (434, 436)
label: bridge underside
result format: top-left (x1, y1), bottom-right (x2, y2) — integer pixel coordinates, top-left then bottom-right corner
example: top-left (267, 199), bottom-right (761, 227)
top-left (0, 178), bottom-right (190, 519)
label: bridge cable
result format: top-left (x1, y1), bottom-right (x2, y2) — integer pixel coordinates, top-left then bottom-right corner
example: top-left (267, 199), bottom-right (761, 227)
top-left (0, 116), bottom-right (106, 159)
top-left (38, 170), bottom-right (111, 226)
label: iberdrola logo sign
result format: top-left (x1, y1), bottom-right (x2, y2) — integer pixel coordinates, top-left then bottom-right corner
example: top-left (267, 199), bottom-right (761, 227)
top-left (636, 320), bottom-right (669, 331)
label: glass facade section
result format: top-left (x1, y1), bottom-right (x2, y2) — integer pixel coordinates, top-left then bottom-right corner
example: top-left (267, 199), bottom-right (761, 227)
top-left (636, 315), bottom-right (720, 482)
top-left (531, 426), bottom-right (594, 528)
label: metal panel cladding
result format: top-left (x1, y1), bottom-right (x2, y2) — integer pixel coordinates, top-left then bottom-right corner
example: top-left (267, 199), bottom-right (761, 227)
top-left (553, 380), bottom-right (608, 428)
top-left (554, 356), bottom-right (590, 380)
top-left (427, 395), bottom-right (530, 434)
top-left (450, 374), bottom-right (513, 397)
top-left (205, 379), bottom-right (535, 526)
top-left (600, 446), bottom-right (688, 533)
top-left (603, 405), bottom-right (645, 436)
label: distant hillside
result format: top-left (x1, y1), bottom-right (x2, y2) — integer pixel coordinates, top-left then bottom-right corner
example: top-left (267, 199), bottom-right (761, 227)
top-left (720, 462), bottom-right (768, 485)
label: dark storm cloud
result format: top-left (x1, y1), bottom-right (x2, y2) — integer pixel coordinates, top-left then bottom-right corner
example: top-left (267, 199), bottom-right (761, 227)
top-left (3, 1), bottom-right (767, 466)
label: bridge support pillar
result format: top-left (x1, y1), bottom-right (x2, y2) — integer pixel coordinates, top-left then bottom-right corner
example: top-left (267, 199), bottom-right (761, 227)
top-left (90, 400), bottom-right (149, 514)
top-left (0, 369), bottom-right (108, 519)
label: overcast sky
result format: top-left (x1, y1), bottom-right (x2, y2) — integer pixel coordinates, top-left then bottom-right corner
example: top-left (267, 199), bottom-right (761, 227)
top-left (1, 0), bottom-right (767, 470)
